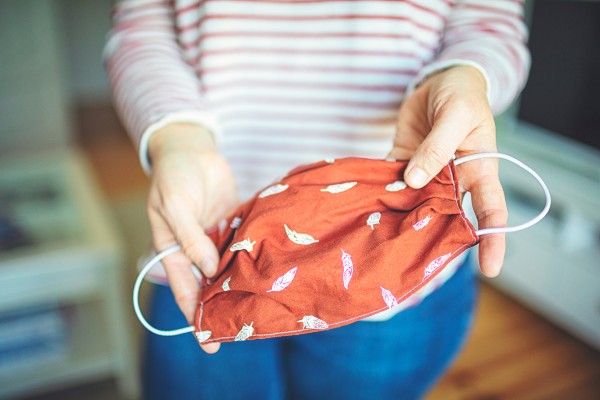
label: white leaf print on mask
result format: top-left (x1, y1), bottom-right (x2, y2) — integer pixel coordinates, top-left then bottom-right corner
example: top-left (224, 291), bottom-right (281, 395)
top-left (386, 180), bottom-right (407, 192)
top-left (230, 217), bottom-right (242, 229)
top-left (341, 249), bottom-right (354, 289)
top-left (234, 322), bottom-right (254, 341)
top-left (413, 215), bottom-right (432, 231)
top-left (324, 158), bottom-right (335, 164)
top-left (266, 267), bottom-right (297, 292)
top-left (258, 183), bottom-right (289, 198)
top-left (222, 276), bottom-right (231, 291)
top-left (284, 224), bottom-right (319, 245)
top-left (320, 181), bottom-right (357, 194)
top-left (380, 286), bottom-right (398, 309)
top-left (423, 253), bottom-right (452, 280)
top-left (367, 212), bottom-right (381, 230)
top-left (229, 238), bottom-right (256, 252)
top-left (298, 316), bottom-right (329, 330)
top-left (195, 330), bottom-right (212, 343)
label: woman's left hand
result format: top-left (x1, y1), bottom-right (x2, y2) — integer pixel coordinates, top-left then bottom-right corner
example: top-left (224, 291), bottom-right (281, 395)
top-left (390, 65), bottom-right (507, 277)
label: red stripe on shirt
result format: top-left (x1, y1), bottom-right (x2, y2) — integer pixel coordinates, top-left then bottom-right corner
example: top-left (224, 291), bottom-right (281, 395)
top-left (210, 96), bottom-right (401, 111)
top-left (177, 14), bottom-right (442, 35)
top-left (180, 31), bottom-right (438, 54)
top-left (204, 79), bottom-right (408, 93)
top-left (199, 63), bottom-right (418, 76)
top-left (219, 111), bottom-right (397, 125)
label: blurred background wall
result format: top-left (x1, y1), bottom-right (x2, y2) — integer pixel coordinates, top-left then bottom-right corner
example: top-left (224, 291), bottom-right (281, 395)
top-left (61, 0), bottom-right (113, 105)
top-left (0, 0), bottom-right (114, 154)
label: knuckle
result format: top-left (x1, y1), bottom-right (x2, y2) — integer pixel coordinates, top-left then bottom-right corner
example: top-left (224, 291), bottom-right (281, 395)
top-left (476, 207), bottom-right (508, 227)
top-left (162, 251), bottom-right (189, 269)
top-left (161, 195), bottom-right (195, 222)
top-left (450, 94), bottom-right (478, 111)
top-left (179, 234), bottom-right (200, 255)
top-left (421, 144), bottom-right (452, 171)
top-left (160, 191), bottom-right (186, 210)
top-left (178, 235), bottom-right (207, 265)
top-left (174, 289), bottom-right (197, 307)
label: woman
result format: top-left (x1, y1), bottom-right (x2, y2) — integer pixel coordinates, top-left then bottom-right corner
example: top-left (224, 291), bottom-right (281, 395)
top-left (105, 1), bottom-right (529, 398)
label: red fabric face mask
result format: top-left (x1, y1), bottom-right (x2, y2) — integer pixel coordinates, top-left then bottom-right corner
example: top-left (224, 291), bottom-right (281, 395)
top-left (134, 153), bottom-right (550, 344)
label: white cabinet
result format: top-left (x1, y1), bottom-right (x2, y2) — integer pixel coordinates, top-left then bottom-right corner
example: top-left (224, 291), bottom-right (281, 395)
top-left (475, 119), bottom-right (600, 351)
top-left (0, 149), bottom-right (139, 399)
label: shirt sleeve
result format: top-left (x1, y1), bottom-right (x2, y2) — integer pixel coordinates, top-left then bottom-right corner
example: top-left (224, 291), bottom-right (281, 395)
top-left (103, 0), bottom-right (221, 174)
top-left (406, 0), bottom-right (531, 115)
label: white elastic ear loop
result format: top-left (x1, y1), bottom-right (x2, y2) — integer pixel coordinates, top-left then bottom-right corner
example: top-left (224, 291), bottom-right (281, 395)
top-left (454, 152), bottom-right (551, 236)
top-left (133, 244), bottom-right (195, 336)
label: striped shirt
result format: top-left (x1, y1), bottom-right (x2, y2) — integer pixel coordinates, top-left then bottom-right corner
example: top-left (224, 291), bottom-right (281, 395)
top-left (105, 0), bottom-right (529, 318)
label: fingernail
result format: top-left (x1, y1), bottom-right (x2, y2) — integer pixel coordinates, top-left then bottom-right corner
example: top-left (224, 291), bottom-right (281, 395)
top-left (407, 167), bottom-right (428, 188)
top-left (201, 257), bottom-right (217, 277)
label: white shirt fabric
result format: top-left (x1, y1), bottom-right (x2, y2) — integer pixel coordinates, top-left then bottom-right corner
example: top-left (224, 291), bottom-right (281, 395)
top-left (106, 0), bottom-right (530, 319)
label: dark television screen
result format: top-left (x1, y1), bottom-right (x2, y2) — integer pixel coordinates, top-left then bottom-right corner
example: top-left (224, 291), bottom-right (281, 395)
top-left (518, 1), bottom-right (600, 151)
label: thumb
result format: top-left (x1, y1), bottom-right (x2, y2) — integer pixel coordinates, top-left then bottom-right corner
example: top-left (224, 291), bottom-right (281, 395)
top-left (404, 112), bottom-right (469, 189)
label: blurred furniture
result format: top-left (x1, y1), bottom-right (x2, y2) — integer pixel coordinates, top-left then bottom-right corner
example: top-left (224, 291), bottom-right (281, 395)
top-left (475, 0), bottom-right (600, 352)
top-left (1, 2), bottom-right (138, 396)
top-left (478, 118), bottom-right (600, 352)
top-left (0, 149), bottom-right (138, 399)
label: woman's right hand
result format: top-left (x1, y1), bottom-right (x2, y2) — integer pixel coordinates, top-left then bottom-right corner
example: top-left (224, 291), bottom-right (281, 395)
top-left (147, 123), bottom-right (240, 354)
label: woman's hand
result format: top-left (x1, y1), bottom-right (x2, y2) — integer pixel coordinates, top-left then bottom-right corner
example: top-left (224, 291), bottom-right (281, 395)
top-left (148, 123), bottom-right (240, 354)
top-left (390, 65), bottom-right (507, 277)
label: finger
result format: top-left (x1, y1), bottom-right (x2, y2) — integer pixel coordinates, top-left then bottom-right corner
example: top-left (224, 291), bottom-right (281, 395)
top-left (149, 194), bottom-right (219, 277)
top-left (467, 161), bottom-right (507, 277)
top-left (200, 342), bottom-right (221, 354)
top-left (160, 199), bottom-right (220, 278)
top-left (147, 212), bottom-right (220, 355)
top-left (389, 99), bottom-right (429, 161)
top-left (166, 264), bottom-right (201, 325)
top-left (149, 210), bottom-right (202, 323)
top-left (403, 105), bottom-right (474, 189)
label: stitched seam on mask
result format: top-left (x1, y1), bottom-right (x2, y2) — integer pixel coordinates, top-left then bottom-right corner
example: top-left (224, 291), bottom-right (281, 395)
top-left (197, 302), bottom-right (204, 331)
top-left (201, 243), bottom-right (474, 343)
top-left (303, 243), bottom-right (473, 328)
top-left (447, 163), bottom-right (478, 243)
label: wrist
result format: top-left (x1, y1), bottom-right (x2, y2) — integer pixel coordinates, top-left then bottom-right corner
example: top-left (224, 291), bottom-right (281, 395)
top-left (148, 123), bottom-right (217, 162)
top-left (426, 65), bottom-right (487, 96)
top-left (452, 65), bottom-right (487, 93)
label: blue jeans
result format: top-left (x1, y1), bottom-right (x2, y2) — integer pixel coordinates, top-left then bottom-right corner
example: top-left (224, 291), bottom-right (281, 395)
top-left (142, 258), bottom-right (478, 400)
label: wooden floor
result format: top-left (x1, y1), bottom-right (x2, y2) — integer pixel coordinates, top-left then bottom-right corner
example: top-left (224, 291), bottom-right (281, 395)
top-left (425, 285), bottom-right (600, 399)
top-left (51, 104), bottom-right (600, 399)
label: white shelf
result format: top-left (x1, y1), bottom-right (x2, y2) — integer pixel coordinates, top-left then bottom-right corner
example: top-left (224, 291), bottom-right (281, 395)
top-left (0, 301), bottom-right (114, 398)
top-left (0, 148), bottom-right (139, 399)
top-left (0, 249), bottom-right (104, 313)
